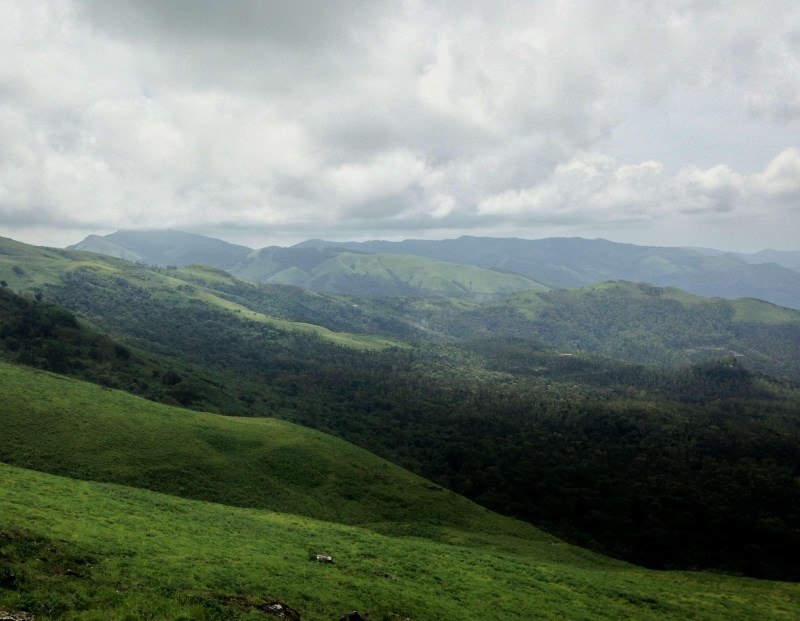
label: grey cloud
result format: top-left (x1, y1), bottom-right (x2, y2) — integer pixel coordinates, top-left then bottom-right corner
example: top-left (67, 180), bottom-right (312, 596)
top-left (77, 0), bottom-right (387, 47)
top-left (1, 0), bottom-right (800, 251)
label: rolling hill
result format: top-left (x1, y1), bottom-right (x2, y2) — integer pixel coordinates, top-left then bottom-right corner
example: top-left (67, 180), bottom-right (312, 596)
top-left (69, 231), bottom-right (549, 299)
top-left (2, 362), bottom-right (800, 620)
top-left (298, 236), bottom-right (800, 309)
top-left (3, 234), bottom-right (800, 582)
top-left (70, 230), bottom-right (800, 306)
top-left (230, 245), bottom-right (547, 299)
top-left (383, 280), bottom-right (800, 380)
top-left (68, 229), bottom-right (252, 269)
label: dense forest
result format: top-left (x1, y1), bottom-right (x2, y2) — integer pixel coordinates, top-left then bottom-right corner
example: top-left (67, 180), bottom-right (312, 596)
top-left (1, 269), bottom-right (795, 580)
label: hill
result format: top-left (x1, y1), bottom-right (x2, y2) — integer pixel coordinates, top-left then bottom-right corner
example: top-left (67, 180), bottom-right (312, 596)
top-left (0, 361), bottom-right (531, 539)
top-left (298, 236), bottom-right (800, 309)
top-left (69, 230), bottom-right (548, 299)
top-left (3, 235), bottom-right (800, 579)
top-left (2, 363), bottom-right (800, 620)
top-left (230, 245), bottom-right (547, 299)
top-left (6, 464), bottom-right (800, 620)
top-left (738, 248), bottom-right (800, 273)
top-left (383, 281), bottom-right (800, 380)
top-left (69, 229), bottom-right (252, 269)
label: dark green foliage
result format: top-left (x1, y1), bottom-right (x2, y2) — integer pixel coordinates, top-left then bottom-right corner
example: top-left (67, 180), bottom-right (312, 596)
top-left (0, 287), bottom-right (270, 413)
top-left (3, 240), bottom-right (800, 581)
top-left (378, 282), bottom-right (800, 380)
top-left (302, 235), bottom-right (800, 309)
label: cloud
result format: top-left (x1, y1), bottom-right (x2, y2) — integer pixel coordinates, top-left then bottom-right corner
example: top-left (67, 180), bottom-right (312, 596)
top-left (0, 0), bottom-right (799, 250)
top-left (754, 147), bottom-right (800, 202)
top-left (478, 150), bottom-right (792, 224)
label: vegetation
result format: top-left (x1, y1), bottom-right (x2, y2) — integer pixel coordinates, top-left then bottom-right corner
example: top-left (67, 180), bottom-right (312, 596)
top-left (2, 235), bottom-right (800, 583)
top-left (0, 361), bottom-right (534, 540)
top-left (0, 363), bottom-right (797, 619)
top-left (230, 246), bottom-right (547, 299)
top-left (5, 463), bottom-right (800, 620)
top-left (379, 281), bottom-right (800, 380)
top-left (300, 235), bottom-right (800, 309)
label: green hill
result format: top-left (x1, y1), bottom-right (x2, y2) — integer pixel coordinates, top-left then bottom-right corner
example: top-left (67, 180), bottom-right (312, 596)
top-left (68, 230), bottom-right (549, 300)
top-left (0, 361), bottom-right (525, 538)
top-left (231, 246), bottom-right (548, 299)
top-left (3, 235), bottom-right (800, 581)
top-left (69, 229), bottom-right (252, 269)
top-left (0, 236), bottom-right (407, 352)
top-left (2, 363), bottom-right (800, 620)
top-left (299, 236), bottom-right (800, 309)
top-left (6, 464), bottom-right (800, 620)
top-left (384, 281), bottom-right (800, 380)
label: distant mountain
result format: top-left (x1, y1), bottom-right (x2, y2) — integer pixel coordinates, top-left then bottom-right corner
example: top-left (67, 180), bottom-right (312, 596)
top-left (398, 280), bottom-right (800, 380)
top-left (297, 236), bottom-right (800, 309)
top-left (69, 230), bottom-right (800, 307)
top-left (69, 230), bottom-right (548, 299)
top-left (738, 249), bottom-right (800, 273)
top-left (230, 246), bottom-right (547, 299)
top-left (69, 229), bottom-right (252, 269)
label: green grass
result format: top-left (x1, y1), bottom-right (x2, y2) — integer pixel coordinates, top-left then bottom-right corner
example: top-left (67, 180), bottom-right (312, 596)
top-left (3, 464), bottom-right (800, 620)
top-left (188, 288), bottom-right (403, 351)
top-left (1, 365), bottom-right (800, 619)
top-left (0, 362), bottom-right (542, 541)
top-left (730, 298), bottom-right (800, 324)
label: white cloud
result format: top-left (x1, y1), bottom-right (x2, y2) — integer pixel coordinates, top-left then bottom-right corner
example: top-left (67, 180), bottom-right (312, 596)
top-left (0, 0), bottom-right (799, 250)
top-left (754, 148), bottom-right (800, 202)
top-left (479, 150), bottom-right (793, 224)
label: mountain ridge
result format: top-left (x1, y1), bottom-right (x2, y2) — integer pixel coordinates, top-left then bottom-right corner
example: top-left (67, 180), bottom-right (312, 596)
top-left (70, 230), bottom-right (800, 307)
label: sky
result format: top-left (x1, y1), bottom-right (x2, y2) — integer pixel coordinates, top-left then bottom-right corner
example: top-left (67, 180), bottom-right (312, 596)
top-left (0, 1), bottom-right (799, 251)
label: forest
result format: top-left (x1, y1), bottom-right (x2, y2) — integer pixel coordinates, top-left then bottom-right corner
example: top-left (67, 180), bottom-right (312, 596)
top-left (3, 266), bottom-right (798, 581)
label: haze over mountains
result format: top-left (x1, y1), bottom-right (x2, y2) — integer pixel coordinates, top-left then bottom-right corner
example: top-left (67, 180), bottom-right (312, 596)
top-left (70, 230), bottom-right (800, 308)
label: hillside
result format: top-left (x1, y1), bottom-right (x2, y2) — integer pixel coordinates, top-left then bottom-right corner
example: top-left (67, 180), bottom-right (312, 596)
top-left (230, 245), bottom-right (547, 299)
top-left (738, 248), bottom-right (800, 273)
top-left (2, 363), bottom-right (800, 620)
top-left (0, 361), bottom-right (532, 539)
top-left (375, 281), bottom-right (800, 380)
top-left (3, 235), bottom-right (800, 579)
top-left (6, 464), bottom-right (800, 621)
top-left (69, 229), bottom-right (252, 269)
top-left (69, 231), bottom-right (548, 299)
top-left (0, 236), bottom-right (407, 352)
top-left (299, 236), bottom-right (800, 309)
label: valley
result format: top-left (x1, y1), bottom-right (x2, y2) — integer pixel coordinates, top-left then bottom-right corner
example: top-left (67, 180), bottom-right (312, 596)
top-left (1, 232), bottom-right (800, 618)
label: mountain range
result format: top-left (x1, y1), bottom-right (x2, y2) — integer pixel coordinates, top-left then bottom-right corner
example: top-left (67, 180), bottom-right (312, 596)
top-left (70, 230), bottom-right (800, 308)
top-left (3, 232), bottom-right (800, 617)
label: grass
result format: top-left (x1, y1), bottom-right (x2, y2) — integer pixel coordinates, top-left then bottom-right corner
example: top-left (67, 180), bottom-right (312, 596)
top-left (730, 298), bottom-right (800, 324)
top-left (3, 464), bottom-right (800, 620)
top-left (2, 362), bottom-right (800, 619)
top-left (188, 288), bottom-right (403, 351)
top-left (0, 362), bottom-right (544, 541)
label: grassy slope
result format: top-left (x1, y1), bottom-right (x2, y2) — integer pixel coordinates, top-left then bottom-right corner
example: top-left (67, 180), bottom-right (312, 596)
top-left (507, 282), bottom-right (800, 324)
top-left (68, 235), bottom-right (145, 263)
top-left (0, 362), bottom-right (524, 540)
top-left (4, 466), bottom-right (799, 621)
top-left (233, 248), bottom-right (547, 299)
top-left (0, 238), bottom-right (401, 352)
top-left (1, 363), bottom-right (799, 620)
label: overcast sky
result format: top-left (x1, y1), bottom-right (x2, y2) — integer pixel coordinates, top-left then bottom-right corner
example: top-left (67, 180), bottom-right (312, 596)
top-left (1, 1), bottom-right (799, 251)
